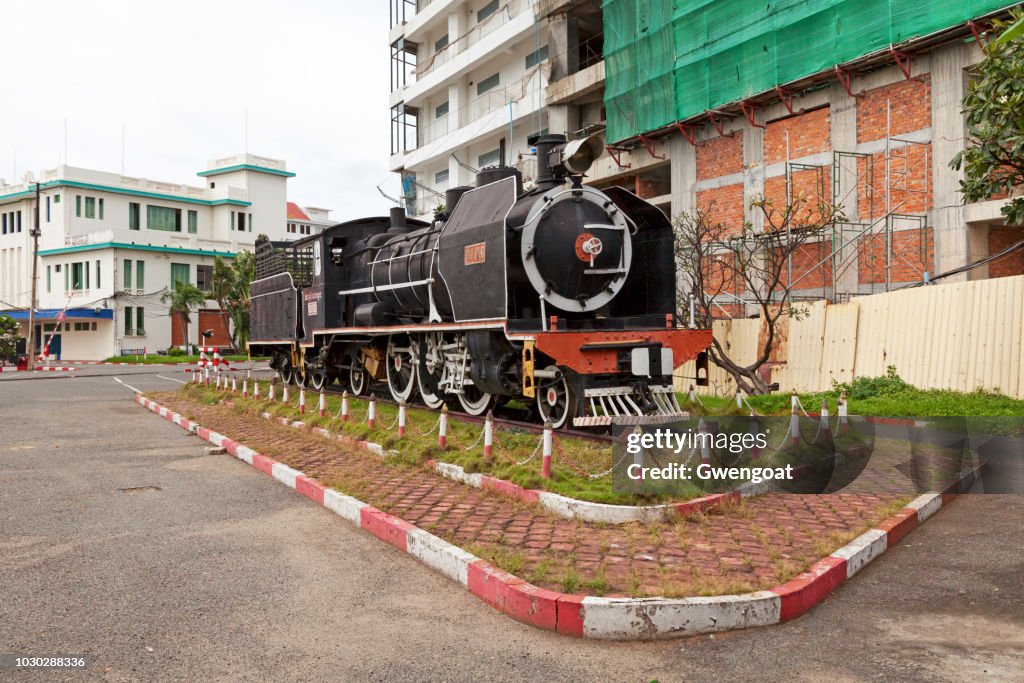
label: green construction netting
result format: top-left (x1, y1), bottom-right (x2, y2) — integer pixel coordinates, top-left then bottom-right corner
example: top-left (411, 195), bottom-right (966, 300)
top-left (603, 0), bottom-right (1016, 143)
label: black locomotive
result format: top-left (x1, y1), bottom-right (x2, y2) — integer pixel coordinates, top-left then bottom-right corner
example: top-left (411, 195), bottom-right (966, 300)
top-left (249, 134), bottom-right (711, 428)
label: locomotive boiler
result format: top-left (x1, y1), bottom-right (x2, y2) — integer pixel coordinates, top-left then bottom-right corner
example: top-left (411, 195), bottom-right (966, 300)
top-left (249, 134), bottom-right (711, 428)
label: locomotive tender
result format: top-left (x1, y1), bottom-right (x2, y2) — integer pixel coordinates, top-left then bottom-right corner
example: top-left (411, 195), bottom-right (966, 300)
top-left (249, 134), bottom-right (711, 428)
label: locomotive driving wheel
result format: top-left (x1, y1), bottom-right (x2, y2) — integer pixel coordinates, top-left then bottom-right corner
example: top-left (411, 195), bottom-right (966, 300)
top-left (348, 360), bottom-right (367, 396)
top-left (280, 366), bottom-right (295, 385)
top-left (310, 368), bottom-right (328, 391)
top-left (457, 384), bottom-right (495, 416)
top-left (386, 335), bottom-right (418, 402)
top-left (536, 366), bottom-right (577, 429)
top-left (416, 331), bottom-right (447, 409)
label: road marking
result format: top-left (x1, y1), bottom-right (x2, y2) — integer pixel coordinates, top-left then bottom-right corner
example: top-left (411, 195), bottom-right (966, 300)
top-left (113, 377), bottom-right (143, 394)
top-left (156, 374), bottom-right (187, 384)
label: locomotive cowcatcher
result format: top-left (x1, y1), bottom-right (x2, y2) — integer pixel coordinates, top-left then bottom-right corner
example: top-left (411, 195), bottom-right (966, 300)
top-left (248, 134), bottom-right (711, 428)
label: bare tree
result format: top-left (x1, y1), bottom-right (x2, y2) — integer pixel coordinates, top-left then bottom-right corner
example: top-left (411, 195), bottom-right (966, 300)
top-left (674, 196), bottom-right (843, 394)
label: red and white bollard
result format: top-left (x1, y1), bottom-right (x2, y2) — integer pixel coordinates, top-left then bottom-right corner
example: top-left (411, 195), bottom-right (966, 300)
top-left (191, 369), bottom-right (197, 384)
top-left (269, 379), bottom-right (277, 403)
top-left (253, 381), bottom-right (260, 400)
top-left (749, 415), bottom-right (761, 460)
top-left (282, 382), bottom-right (290, 405)
top-left (631, 426), bottom-right (645, 479)
top-left (820, 400), bottom-right (831, 439)
top-left (438, 405), bottom-right (448, 448)
top-left (318, 387), bottom-right (326, 418)
top-left (483, 411), bottom-right (494, 457)
top-left (838, 392), bottom-right (849, 434)
top-left (736, 389), bottom-right (744, 410)
top-left (398, 401), bottom-right (406, 437)
top-left (790, 401), bottom-right (800, 447)
top-left (698, 418), bottom-right (711, 466)
top-left (367, 395), bottom-right (376, 428)
top-left (341, 391), bottom-right (349, 422)
top-left (242, 378), bottom-right (248, 398)
top-left (688, 385), bottom-right (697, 405)
top-left (541, 421), bottom-right (553, 479)
top-left (299, 386), bottom-right (306, 415)
top-left (231, 375), bottom-right (237, 393)
top-left (204, 367), bottom-right (210, 387)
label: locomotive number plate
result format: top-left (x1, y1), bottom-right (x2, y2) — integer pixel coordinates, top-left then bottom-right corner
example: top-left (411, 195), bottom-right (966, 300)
top-left (464, 242), bottom-right (486, 265)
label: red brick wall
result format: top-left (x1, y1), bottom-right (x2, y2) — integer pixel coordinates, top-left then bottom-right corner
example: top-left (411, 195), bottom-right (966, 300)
top-left (764, 167), bottom-right (833, 227)
top-left (857, 227), bottom-right (934, 284)
top-left (774, 241), bottom-right (834, 290)
top-left (696, 132), bottom-right (743, 181)
top-left (856, 76), bottom-right (931, 143)
top-left (988, 227), bottom-right (1024, 278)
top-left (856, 145), bottom-right (933, 217)
top-left (764, 107), bottom-right (831, 164)
top-left (696, 183), bottom-right (745, 236)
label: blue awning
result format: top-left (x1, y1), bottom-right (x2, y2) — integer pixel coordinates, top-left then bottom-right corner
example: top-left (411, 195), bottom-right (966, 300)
top-left (0, 307), bottom-right (114, 320)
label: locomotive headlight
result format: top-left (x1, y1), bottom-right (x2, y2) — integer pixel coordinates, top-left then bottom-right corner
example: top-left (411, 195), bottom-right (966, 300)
top-left (559, 134), bottom-right (605, 176)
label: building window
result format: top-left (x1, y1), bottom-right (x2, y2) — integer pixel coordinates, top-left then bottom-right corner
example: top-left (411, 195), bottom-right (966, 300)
top-left (95, 260), bottom-right (101, 289)
top-left (71, 262), bottom-right (85, 291)
top-left (76, 195), bottom-right (81, 217)
top-left (170, 263), bottom-right (189, 289)
top-left (46, 266), bottom-right (51, 293)
top-left (98, 198), bottom-right (104, 220)
top-left (129, 202), bottom-right (140, 230)
top-left (237, 212), bottom-right (246, 232)
top-left (136, 260), bottom-right (145, 290)
top-left (391, 102), bottom-right (419, 155)
top-left (46, 196), bottom-right (51, 222)
top-left (196, 265), bottom-right (213, 291)
top-left (436, 101), bottom-right (449, 119)
top-left (147, 205), bottom-right (181, 232)
top-left (390, 37), bottom-right (418, 91)
top-left (124, 306), bottom-right (132, 335)
top-left (85, 196), bottom-right (96, 219)
top-left (478, 148), bottom-right (501, 168)
top-left (435, 169), bottom-right (450, 184)
top-left (435, 34), bottom-right (449, 52)
top-left (2, 213), bottom-right (5, 234)
top-left (477, 72), bottom-right (500, 95)
top-left (477, 0), bottom-right (499, 23)
top-left (136, 307), bottom-right (145, 335)
top-left (525, 45), bottom-right (549, 69)
top-left (16, 211), bottom-right (21, 232)
top-left (54, 194), bottom-right (60, 204)
top-left (123, 259), bottom-right (132, 290)
top-left (187, 210), bottom-right (197, 234)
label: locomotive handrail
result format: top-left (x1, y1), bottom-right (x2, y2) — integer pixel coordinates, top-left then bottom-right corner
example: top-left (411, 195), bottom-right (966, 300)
top-left (337, 278), bottom-right (434, 297)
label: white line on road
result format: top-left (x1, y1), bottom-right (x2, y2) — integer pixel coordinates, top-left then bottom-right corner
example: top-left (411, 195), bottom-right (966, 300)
top-left (113, 377), bottom-right (143, 394)
top-left (156, 374), bottom-right (187, 384)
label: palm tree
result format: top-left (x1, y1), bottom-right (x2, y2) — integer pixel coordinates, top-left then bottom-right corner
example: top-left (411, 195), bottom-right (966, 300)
top-left (161, 283), bottom-right (207, 353)
top-left (207, 252), bottom-right (255, 350)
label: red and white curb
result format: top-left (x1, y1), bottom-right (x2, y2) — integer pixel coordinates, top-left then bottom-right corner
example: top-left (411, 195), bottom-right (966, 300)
top-left (135, 394), bottom-right (968, 640)
top-left (0, 366), bottom-right (79, 372)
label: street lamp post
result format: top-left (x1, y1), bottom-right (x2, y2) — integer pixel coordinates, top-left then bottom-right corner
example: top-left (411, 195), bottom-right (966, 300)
top-left (26, 183), bottom-right (41, 371)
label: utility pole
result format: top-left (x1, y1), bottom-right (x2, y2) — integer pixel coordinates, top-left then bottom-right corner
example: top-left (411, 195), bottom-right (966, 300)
top-left (26, 183), bottom-right (41, 372)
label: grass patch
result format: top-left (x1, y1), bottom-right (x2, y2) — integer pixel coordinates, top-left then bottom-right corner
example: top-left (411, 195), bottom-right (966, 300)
top-left (177, 382), bottom-right (710, 506)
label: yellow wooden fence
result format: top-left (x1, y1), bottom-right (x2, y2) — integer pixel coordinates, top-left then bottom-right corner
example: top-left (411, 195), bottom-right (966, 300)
top-left (674, 273), bottom-right (1024, 399)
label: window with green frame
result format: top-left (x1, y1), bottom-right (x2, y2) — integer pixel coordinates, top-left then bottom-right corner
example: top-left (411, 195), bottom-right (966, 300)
top-left (85, 197), bottom-right (96, 219)
top-left (147, 205), bottom-right (181, 232)
top-left (71, 262), bottom-right (84, 290)
top-left (170, 263), bottom-right (189, 289)
top-left (129, 203), bottom-right (140, 230)
top-left (187, 210), bottom-right (197, 234)
top-left (123, 259), bottom-right (132, 289)
top-left (124, 306), bottom-right (133, 335)
top-left (135, 307), bottom-right (145, 335)
top-left (75, 195), bottom-right (81, 217)
top-left (98, 198), bottom-right (104, 220)
top-left (136, 260), bottom-right (145, 290)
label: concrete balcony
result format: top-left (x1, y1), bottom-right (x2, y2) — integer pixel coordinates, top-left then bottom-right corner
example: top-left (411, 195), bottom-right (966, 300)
top-left (546, 59), bottom-right (604, 106)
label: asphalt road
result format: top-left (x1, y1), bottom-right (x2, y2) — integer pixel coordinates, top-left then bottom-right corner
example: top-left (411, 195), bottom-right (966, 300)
top-left (1, 367), bottom-right (1021, 681)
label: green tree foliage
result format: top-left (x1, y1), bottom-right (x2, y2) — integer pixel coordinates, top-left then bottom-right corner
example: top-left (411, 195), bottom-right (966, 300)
top-left (161, 283), bottom-right (207, 350)
top-left (952, 9), bottom-right (1024, 225)
top-left (0, 314), bottom-right (20, 359)
top-left (206, 252), bottom-right (254, 349)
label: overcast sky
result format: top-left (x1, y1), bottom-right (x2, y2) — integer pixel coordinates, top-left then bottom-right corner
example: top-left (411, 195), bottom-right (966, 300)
top-left (0, 0), bottom-right (396, 220)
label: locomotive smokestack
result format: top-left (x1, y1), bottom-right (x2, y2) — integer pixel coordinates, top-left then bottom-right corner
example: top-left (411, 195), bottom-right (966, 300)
top-left (389, 207), bottom-right (407, 229)
top-left (533, 133), bottom-right (567, 186)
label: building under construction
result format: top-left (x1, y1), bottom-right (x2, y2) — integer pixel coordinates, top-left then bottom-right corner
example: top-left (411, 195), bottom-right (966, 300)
top-left (539, 0), bottom-right (1023, 311)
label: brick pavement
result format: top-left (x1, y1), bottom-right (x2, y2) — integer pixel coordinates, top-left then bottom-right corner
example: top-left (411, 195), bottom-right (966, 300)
top-left (154, 391), bottom-right (905, 599)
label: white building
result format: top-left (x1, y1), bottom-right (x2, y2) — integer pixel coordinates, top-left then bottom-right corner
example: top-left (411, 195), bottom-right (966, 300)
top-left (0, 153), bottom-right (296, 360)
top-left (389, 0), bottom-right (560, 216)
top-left (286, 202), bottom-right (334, 237)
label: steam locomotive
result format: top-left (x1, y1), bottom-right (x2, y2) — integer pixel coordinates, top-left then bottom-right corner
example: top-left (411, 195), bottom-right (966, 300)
top-left (248, 134), bottom-right (711, 428)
